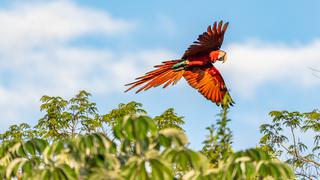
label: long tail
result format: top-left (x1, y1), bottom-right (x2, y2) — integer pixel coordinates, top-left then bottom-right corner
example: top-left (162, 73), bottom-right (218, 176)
top-left (125, 60), bottom-right (185, 93)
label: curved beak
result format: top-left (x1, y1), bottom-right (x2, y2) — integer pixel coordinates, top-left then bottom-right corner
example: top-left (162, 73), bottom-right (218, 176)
top-left (222, 54), bottom-right (227, 63)
top-left (218, 51), bottom-right (227, 63)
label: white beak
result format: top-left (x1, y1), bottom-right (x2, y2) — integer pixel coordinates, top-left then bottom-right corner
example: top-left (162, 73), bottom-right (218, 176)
top-left (222, 54), bottom-right (227, 63)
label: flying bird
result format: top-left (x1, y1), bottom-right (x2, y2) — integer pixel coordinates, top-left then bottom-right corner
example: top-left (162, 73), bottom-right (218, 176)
top-left (125, 20), bottom-right (234, 108)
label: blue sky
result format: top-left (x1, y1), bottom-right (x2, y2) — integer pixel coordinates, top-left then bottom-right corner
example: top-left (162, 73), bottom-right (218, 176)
top-left (0, 0), bottom-right (319, 150)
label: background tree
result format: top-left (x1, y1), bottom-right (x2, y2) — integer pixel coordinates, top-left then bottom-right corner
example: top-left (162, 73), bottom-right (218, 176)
top-left (202, 107), bottom-right (233, 167)
top-left (153, 108), bottom-right (185, 131)
top-left (34, 91), bottom-right (101, 140)
top-left (0, 123), bottom-right (36, 142)
top-left (35, 95), bottom-right (71, 140)
top-left (260, 110), bottom-right (320, 179)
top-left (69, 90), bottom-right (100, 135)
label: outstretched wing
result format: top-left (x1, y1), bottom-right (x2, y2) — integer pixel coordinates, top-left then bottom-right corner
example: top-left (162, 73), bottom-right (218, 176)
top-left (183, 65), bottom-right (234, 107)
top-left (182, 20), bottom-right (229, 59)
top-left (125, 60), bottom-right (185, 93)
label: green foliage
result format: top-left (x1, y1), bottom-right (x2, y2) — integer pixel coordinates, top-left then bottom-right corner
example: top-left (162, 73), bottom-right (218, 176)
top-left (0, 90), bottom-right (295, 179)
top-left (0, 116), bottom-right (192, 179)
top-left (260, 110), bottom-right (320, 179)
top-left (69, 90), bottom-right (100, 134)
top-left (35, 90), bottom-right (101, 140)
top-left (185, 148), bottom-right (294, 180)
top-left (154, 108), bottom-right (185, 131)
top-left (0, 123), bottom-right (35, 142)
top-left (202, 107), bottom-right (233, 167)
top-left (102, 101), bottom-right (146, 127)
top-left (36, 95), bottom-right (71, 140)
top-left (220, 148), bottom-right (294, 179)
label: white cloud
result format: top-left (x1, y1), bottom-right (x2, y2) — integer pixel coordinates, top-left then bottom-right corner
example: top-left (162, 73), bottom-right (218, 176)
top-left (0, 0), bottom-right (134, 50)
top-left (217, 40), bottom-right (320, 97)
top-left (0, 1), bottom-right (174, 129)
top-left (0, 47), bottom-right (175, 129)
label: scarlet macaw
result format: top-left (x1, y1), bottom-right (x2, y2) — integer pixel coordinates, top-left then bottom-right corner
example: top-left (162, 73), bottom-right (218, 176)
top-left (125, 20), bottom-right (234, 108)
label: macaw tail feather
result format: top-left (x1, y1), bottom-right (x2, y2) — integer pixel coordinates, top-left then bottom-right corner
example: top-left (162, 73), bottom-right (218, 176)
top-left (125, 60), bottom-right (185, 93)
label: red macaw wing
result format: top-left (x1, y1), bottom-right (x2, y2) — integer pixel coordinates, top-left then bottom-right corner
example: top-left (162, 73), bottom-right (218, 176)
top-left (125, 60), bottom-right (185, 93)
top-left (182, 20), bottom-right (229, 59)
top-left (183, 66), bottom-right (234, 107)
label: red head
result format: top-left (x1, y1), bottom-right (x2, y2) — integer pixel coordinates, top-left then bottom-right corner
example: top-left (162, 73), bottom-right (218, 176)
top-left (209, 50), bottom-right (227, 63)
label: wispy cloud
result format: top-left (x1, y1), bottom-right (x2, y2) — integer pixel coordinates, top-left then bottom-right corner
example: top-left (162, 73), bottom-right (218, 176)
top-left (0, 46), bottom-right (175, 128)
top-left (0, 1), bottom-right (134, 50)
top-left (0, 1), bottom-right (174, 129)
top-left (218, 40), bottom-right (320, 97)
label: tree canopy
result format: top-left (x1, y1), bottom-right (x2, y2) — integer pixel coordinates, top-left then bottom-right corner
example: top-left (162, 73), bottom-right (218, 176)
top-left (0, 90), bottom-right (296, 179)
